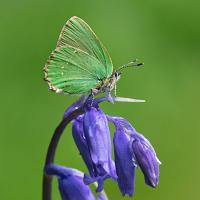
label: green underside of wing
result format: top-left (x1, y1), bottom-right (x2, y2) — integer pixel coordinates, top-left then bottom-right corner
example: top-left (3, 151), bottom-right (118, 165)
top-left (46, 46), bottom-right (104, 94)
top-left (61, 79), bottom-right (98, 94)
top-left (57, 16), bottom-right (113, 77)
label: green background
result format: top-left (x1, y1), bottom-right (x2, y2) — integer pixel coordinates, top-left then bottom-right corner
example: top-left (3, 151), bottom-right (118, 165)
top-left (0, 0), bottom-right (199, 199)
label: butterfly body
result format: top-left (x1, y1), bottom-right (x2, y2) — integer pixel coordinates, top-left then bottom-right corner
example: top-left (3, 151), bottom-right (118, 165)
top-left (91, 71), bottom-right (120, 95)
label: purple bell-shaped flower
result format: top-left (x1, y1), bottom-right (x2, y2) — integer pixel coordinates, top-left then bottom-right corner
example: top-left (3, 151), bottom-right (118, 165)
top-left (83, 107), bottom-right (116, 180)
top-left (72, 105), bottom-right (117, 192)
top-left (108, 115), bottom-right (161, 196)
top-left (45, 164), bottom-right (108, 200)
top-left (45, 164), bottom-right (96, 200)
top-left (113, 122), bottom-right (136, 196)
top-left (131, 132), bottom-right (161, 187)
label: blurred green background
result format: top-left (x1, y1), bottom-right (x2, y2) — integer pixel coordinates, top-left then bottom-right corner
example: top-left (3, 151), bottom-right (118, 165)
top-left (0, 0), bottom-right (200, 199)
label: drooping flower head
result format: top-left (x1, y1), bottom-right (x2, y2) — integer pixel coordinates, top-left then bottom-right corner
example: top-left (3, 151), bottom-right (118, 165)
top-left (46, 96), bottom-right (161, 199)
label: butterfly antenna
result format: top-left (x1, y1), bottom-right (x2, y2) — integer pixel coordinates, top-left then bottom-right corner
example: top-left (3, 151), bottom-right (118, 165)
top-left (117, 59), bottom-right (144, 73)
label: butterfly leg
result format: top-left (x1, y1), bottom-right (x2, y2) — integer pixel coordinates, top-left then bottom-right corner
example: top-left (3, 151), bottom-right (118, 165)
top-left (114, 84), bottom-right (117, 97)
top-left (91, 91), bottom-right (94, 105)
top-left (90, 89), bottom-right (98, 106)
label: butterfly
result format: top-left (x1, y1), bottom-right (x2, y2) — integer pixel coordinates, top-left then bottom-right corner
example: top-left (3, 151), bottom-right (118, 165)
top-left (44, 16), bottom-right (142, 98)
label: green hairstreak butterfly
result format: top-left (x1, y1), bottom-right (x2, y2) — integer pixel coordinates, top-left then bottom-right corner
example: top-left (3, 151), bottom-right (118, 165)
top-left (44, 16), bottom-right (143, 98)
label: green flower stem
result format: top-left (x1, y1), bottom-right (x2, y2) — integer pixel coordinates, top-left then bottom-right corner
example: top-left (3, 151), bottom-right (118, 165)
top-left (42, 107), bottom-right (85, 200)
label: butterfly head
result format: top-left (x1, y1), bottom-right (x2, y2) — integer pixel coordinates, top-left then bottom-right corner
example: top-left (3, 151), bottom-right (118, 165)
top-left (109, 70), bottom-right (121, 91)
top-left (92, 60), bottom-right (143, 96)
top-left (114, 71), bottom-right (121, 81)
top-left (105, 59), bottom-right (143, 94)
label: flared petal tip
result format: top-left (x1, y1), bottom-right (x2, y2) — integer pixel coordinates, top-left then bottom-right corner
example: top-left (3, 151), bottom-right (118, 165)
top-left (145, 176), bottom-right (159, 188)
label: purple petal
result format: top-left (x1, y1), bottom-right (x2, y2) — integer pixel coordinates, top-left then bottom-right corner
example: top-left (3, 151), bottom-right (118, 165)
top-left (45, 164), bottom-right (95, 200)
top-left (59, 176), bottom-right (95, 200)
top-left (83, 107), bottom-right (117, 180)
top-left (72, 116), bottom-right (95, 177)
top-left (63, 96), bottom-right (87, 118)
top-left (107, 115), bottom-right (136, 134)
top-left (45, 163), bottom-right (83, 178)
top-left (131, 134), bottom-right (160, 188)
top-left (113, 125), bottom-right (135, 196)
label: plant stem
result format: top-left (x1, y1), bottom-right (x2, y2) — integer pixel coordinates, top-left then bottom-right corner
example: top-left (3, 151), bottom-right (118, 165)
top-left (42, 107), bottom-right (84, 200)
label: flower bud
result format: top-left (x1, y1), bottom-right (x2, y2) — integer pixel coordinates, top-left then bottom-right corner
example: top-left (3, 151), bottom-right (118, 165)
top-left (131, 133), bottom-right (161, 188)
top-left (113, 125), bottom-right (136, 196)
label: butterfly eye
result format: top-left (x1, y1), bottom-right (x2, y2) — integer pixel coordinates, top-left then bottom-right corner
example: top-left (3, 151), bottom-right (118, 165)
top-left (114, 72), bottom-right (120, 79)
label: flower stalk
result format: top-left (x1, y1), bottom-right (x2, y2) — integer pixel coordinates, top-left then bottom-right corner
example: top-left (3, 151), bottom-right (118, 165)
top-left (42, 107), bottom-right (85, 200)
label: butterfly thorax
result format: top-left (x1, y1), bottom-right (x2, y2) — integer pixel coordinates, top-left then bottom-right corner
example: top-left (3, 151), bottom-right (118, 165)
top-left (92, 71), bottom-right (120, 95)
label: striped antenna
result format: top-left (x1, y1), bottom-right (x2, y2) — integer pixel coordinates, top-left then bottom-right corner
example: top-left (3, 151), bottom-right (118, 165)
top-left (117, 59), bottom-right (144, 72)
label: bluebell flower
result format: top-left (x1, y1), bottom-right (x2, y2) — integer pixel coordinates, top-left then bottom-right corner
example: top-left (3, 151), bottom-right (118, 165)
top-left (83, 106), bottom-right (117, 180)
top-left (108, 115), bottom-right (161, 196)
top-left (107, 116), bottom-right (136, 196)
top-left (72, 105), bottom-right (117, 192)
top-left (45, 164), bottom-right (108, 200)
top-left (131, 132), bottom-right (161, 188)
top-left (113, 122), bottom-right (136, 196)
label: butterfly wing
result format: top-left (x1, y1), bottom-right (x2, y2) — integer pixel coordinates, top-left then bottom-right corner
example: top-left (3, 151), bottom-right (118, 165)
top-left (44, 45), bottom-right (106, 94)
top-left (56, 16), bottom-right (113, 77)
